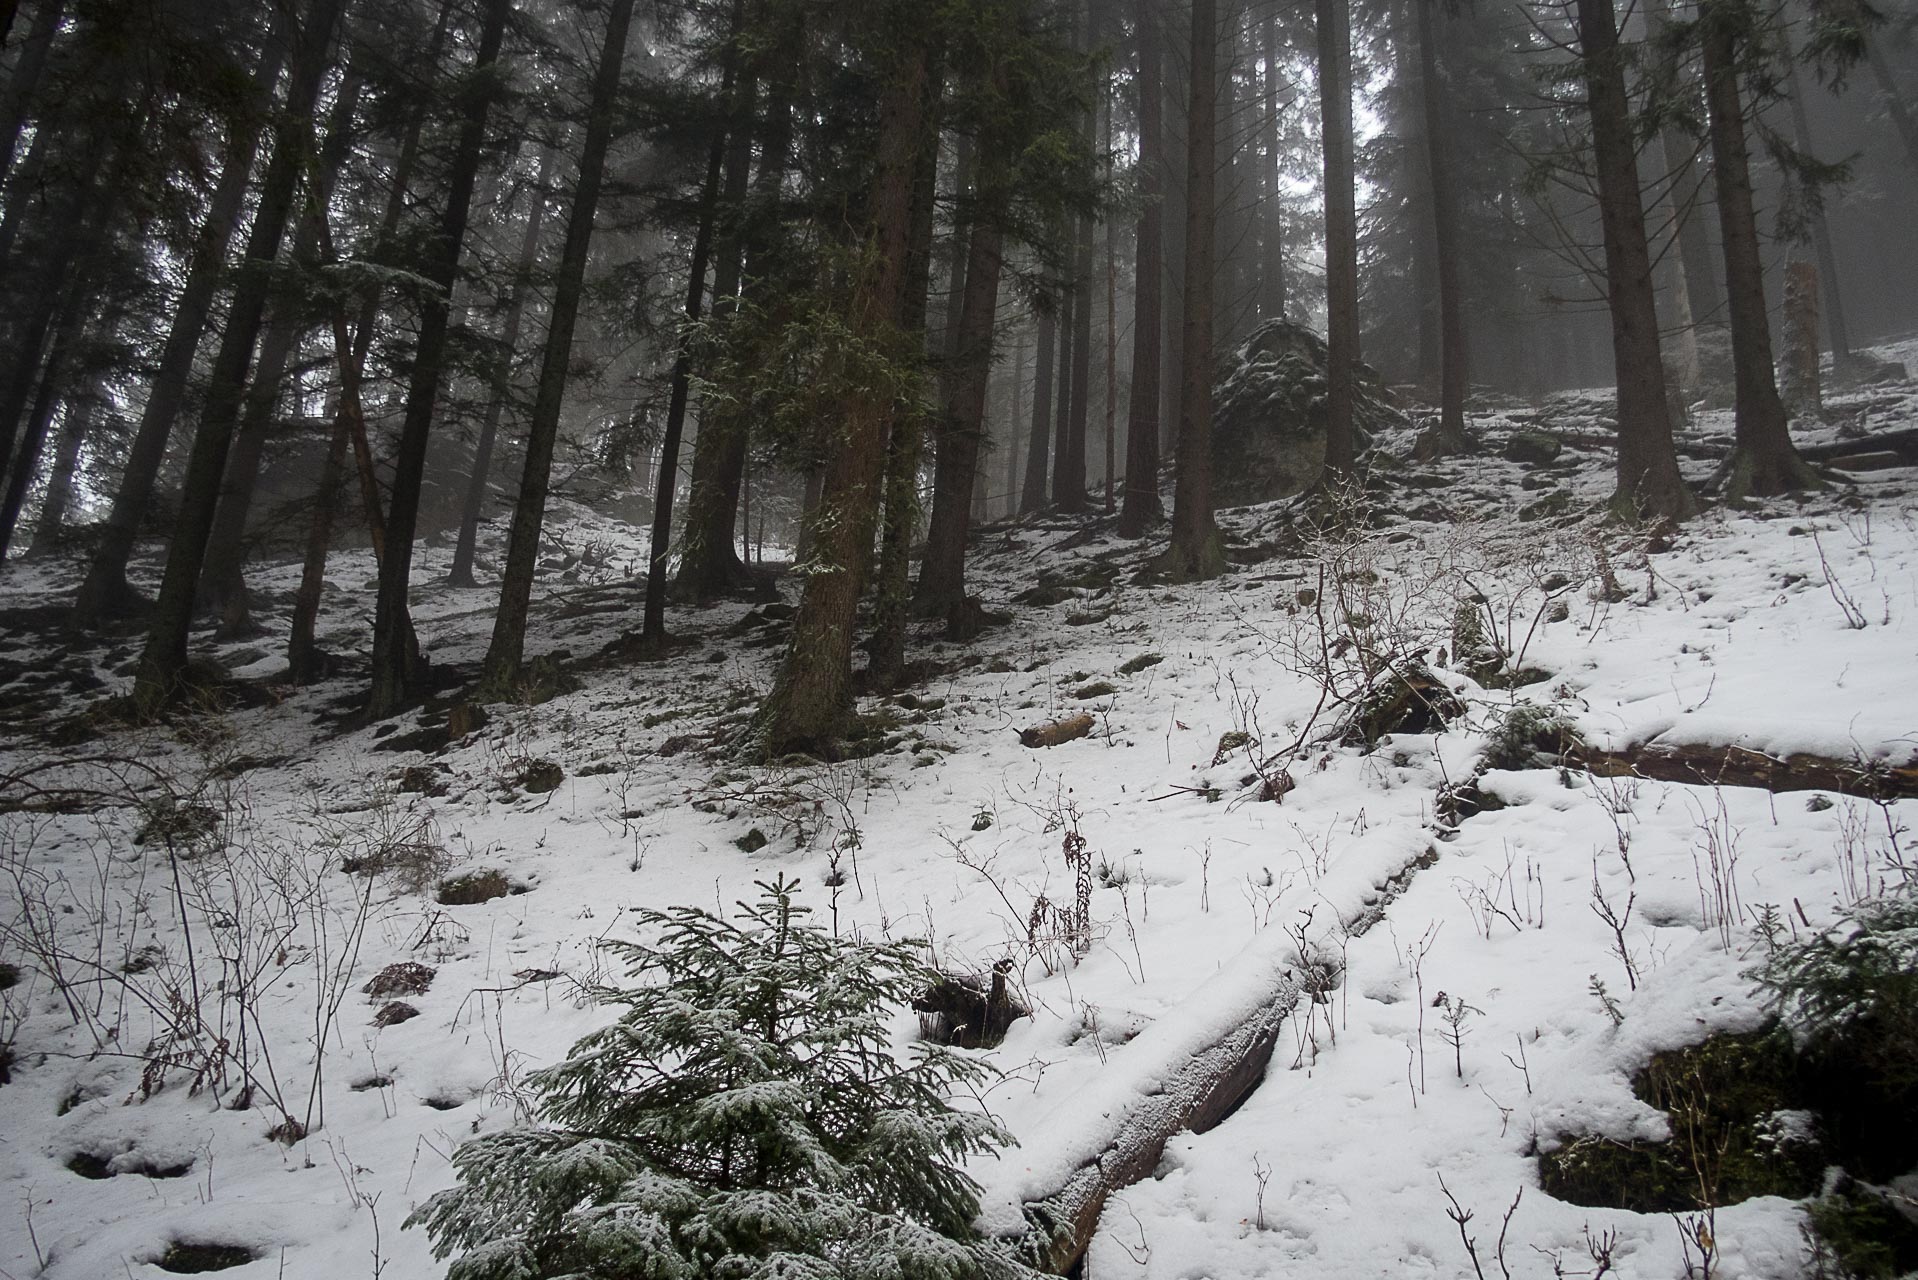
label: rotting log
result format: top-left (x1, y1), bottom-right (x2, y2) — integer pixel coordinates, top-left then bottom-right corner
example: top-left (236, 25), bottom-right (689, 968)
top-left (1570, 740), bottom-right (1918, 801)
top-left (1017, 984), bottom-right (1298, 1273)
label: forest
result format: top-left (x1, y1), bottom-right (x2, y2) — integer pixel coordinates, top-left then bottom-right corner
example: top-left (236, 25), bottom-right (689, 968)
top-left (2, 0), bottom-right (1918, 1276)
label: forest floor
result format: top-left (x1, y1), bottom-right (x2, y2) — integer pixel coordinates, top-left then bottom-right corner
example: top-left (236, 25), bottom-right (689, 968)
top-left (3, 341), bottom-right (1918, 1280)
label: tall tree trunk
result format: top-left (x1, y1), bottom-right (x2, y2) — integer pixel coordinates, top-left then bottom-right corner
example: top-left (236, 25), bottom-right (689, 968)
top-left (1102, 84), bottom-right (1118, 513)
top-left (752, 23), bottom-right (932, 757)
top-left (72, 33), bottom-right (287, 627)
top-left (198, 68), bottom-right (364, 634)
top-left (132, 0), bottom-right (343, 709)
top-left (0, 0), bottom-right (63, 186)
top-left (449, 146), bottom-right (557, 588)
top-left (1317, 0), bottom-right (1360, 485)
top-left (1260, 9), bottom-right (1286, 322)
top-left (1785, 60), bottom-right (1851, 368)
top-left (365, 0), bottom-right (510, 718)
top-left (194, 318), bottom-right (299, 635)
top-left (0, 149), bottom-right (105, 491)
top-left (1154, 0), bottom-right (1222, 581)
top-left (1577, 0), bottom-right (1696, 521)
top-left (641, 4), bottom-right (744, 645)
top-left (1699, 0), bottom-right (1818, 501)
top-left (1863, 34), bottom-right (1918, 177)
top-left (481, 0), bottom-right (636, 691)
top-left (1059, 163), bottom-right (1095, 508)
top-left (1020, 304), bottom-right (1055, 513)
top-left (27, 390), bottom-right (90, 556)
top-left (1051, 284), bottom-right (1074, 508)
top-left (0, 301), bottom-right (79, 557)
top-left (1120, 0), bottom-right (1164, 537)
top-left (866, 64), bottom-right (945, 690)
top-left (675, 47), bottom-right (790, 603)
top-left (1005, 325), bottom-right (1025, 516)
top-left (1414, 0), bottom-right (1471, 457)
top-left (915, 151), bottom-right (1006, 629)
top-left (1644, 0), bottom-right (1723, 376)
top-left (285, 5), bottom-right (456, 672)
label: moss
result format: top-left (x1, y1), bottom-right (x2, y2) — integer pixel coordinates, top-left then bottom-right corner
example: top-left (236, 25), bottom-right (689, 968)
top-left (1118, 653), bottom-right (1164, 675)
top-left (157, 1243), bottom-right (257, 1273)
top-left (1344, 662), bottom-right (1463, 746)
top-left (1539, 1028), bottom-right (1823, 1212)
top-left (1213, 730), bottom-right (1252, 764)
top-left (1074, 681), bottom-right (1117, 700)
top-left (437, 870), bottom-right (517, 906)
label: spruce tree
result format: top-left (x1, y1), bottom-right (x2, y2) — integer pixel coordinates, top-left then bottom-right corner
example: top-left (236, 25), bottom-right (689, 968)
top-left (408, 878), bottom-right (1037, 1280)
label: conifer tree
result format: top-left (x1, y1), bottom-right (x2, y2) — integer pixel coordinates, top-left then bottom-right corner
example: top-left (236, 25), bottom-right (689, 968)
top-left (408, 878), bottom-right (1037, 1280)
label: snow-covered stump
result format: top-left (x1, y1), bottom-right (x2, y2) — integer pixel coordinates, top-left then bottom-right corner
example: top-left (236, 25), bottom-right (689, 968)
top-left (1014, 991), bottom-right (1298, 1272)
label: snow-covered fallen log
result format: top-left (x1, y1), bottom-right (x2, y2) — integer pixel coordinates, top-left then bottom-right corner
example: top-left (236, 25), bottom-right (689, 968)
top-left (1571, 739), bottom-right (1918, 801)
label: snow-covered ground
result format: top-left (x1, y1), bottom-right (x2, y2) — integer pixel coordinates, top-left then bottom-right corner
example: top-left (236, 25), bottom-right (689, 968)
top-left (2, 346), bottom-right (1916, 1279)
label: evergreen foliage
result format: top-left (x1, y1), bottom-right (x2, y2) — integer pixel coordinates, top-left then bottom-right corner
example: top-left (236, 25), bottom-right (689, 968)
top-left (408, 876), bottom-right (1037, 1280)
top-left (1763, 884), bottom-right (1918, 1103)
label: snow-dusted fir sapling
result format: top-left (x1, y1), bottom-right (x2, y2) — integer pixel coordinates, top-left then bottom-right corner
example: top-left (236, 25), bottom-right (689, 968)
top-left (408, 876), bottom-right (1038, 1280)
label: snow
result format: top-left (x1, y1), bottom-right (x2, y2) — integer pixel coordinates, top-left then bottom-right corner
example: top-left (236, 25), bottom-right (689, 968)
top-left (3, 356), bottom-right (1918, 1278)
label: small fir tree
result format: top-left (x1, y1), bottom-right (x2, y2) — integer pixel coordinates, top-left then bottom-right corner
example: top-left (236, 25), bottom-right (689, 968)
top-left (408, 877), bottom-right (1037, 1280)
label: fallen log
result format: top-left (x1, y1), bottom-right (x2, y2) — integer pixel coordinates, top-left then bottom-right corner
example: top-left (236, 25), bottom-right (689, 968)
top-left (994, 828), bottom-right (1439, 1273)
top-left (1568, 740), bottom-right (1918, 801)
top-left (1018, 712), bottom-right (1095, 748)
top-left (1014, 981), bottom-right (1298, 1274)
top-left (1552, 426), bottom-right (1918, 467)
top-left (1799, 427), bottom-right (1918, 463)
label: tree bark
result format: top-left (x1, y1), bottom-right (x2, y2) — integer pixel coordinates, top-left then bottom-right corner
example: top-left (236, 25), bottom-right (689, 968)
top-left (1155, 0), bottom-right (1223, 581)
top-left (0, 300), bottom-right (80, 558)
top-left (26, 388), bottom-right (90, 556)
top-left (0, 144), bottom-right (105, 497)
top-left (1058, 164), bottom-right (1094, 510)
top-left (1863, 36), bottom-right (1918, 177)
top-left (285, 4), bottom-right (457, 674)
top-left (1643, 0), bottom-right (1723, 353)
top-left (131, 0), bottom-right (343, 706)
top-left (1020, 304), bottom-right (1055, 513)
top-left (914, 153), bottom-right (1007, 628)
top-left (1260, 9), bottom-right (1286, 323)
top-left (866, 65), bottom-right (945, 690)
top-left (1699, 0), bottom-right (1818, 501)
top-left (481, 0), bottom-right (636, 692)
top-left (640, 9), bottom-right (743, 645)
top-left (132, 0), bottom-right (344, 710)
top-left (751, 24), bottom-right (931, 757)
top-left (71, 32), bottom-right (287, 627)
top-left (0, 0), bottom-right (63, 187)
top-left (675, 47), bottom-right (790, 604)
top-left (1317, 0), bottom-right (1359, 483)
top-left (1414, 0), bottom-right (1471, 457)
top-left (1577, 0), bottom-right (1695, 521)
top-left (1119, 0), bottom-right (1164, 538)
top-left (366, 0), bottom-right (510, 718)
top-left (197, 69), bottom-right (365, 636)
top-left (1050, 285), bottom-right (1075, 506)
top-left (449, 146), bottom-right (558, 588)
top-left (1785, 61), bottom-right (1851, 367)
top-left (1004, 325), bottom-right (1026, 517)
